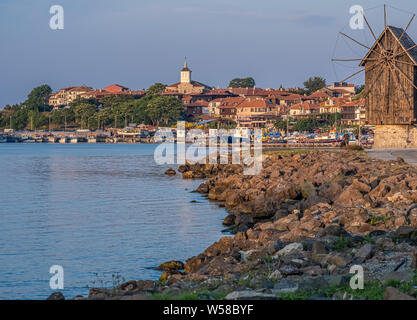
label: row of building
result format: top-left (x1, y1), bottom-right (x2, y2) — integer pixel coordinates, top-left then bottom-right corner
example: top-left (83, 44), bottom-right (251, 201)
top-left (48, 60), bottom-right (365, 129)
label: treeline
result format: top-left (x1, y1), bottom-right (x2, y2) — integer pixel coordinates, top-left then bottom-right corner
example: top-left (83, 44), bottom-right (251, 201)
top-left (0, 83), bottom-right (185, 130)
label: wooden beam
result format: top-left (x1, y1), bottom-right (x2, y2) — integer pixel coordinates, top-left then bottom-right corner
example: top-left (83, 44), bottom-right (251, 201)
top-left (332, 58), bottom-right (379, 62)
top-left (392, 59), bottom-right (417, 67)
top-left (393, 44), bottom-right (417, 59)
top-left (339, 60), bottom-right (384, 83)
top-left (363, 12), bottom-right (386, 54)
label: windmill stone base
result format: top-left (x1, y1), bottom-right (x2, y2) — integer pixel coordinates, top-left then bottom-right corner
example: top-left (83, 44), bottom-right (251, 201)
top-left (374, 125), bottom-right (417, 149)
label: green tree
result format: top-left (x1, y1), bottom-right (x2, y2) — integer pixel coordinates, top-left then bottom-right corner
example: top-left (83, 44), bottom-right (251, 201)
top-left (74, 103), bottom-right (99, 129)
top-left (51, 108), bottom-right (75, 129)
top-left (228, 77), bottom-right (256, 88)
top-left (303, 77), bottom-right (326, 95)
top-left (99, 95), bottom-right (135, 109)
top-left (147, 96), bottom-right (184, 126)
top-left (293, 117), bottom-right (319, 132)
top-left (25, 85), bottom-right (52, 111)
top-left (274, 118), bottom-right (287, 131)
top-left (147, 83), bottom-right (167, 96)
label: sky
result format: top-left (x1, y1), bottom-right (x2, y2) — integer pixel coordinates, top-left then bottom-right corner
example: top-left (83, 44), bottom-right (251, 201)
top-left (1, 0), bottom-right (417, 107)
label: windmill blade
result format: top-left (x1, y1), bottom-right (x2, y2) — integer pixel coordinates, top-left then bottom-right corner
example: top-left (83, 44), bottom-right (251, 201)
top-left (384, 4), bottom-right (387, 29)
top-left (392, 59), bottom-right (417, 67)
top-left (393, 44), bottom-right (417, 59)
top-left (363, 12), bottom-right (387, 53)
top-left (339, 68), bottom-right (364, 83)
top-left (339, 60), bottom-right (384, 83)
top-left (331, 58), bottom-right (379, 62)
top-left (339, 32), bottom-right (384, 57)
top-left (391, 63), bottom-right (417, 91)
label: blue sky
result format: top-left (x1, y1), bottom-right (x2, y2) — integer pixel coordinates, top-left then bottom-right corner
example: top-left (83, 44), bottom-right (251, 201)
top-left (1, 0), bottom-right (417, 107)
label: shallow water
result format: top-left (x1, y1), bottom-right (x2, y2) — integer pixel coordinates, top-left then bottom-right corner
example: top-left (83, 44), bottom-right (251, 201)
top-left (0, 143), bottom-right (227, 300)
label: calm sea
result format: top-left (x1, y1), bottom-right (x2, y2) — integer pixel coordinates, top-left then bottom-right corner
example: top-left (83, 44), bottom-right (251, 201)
top-left (0, 144), bottom-right (227, 300)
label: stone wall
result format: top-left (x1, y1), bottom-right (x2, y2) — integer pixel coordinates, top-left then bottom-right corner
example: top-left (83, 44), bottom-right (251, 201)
top-left (374, 125), bottom-right (417, 148)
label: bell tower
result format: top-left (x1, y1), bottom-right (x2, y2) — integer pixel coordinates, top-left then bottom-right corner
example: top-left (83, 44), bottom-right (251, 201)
top-left (180, 59), bottom-right (191, 84)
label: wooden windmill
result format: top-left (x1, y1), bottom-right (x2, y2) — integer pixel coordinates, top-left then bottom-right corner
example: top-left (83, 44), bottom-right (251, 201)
top-left (333, 5), bottom-right (417, 125)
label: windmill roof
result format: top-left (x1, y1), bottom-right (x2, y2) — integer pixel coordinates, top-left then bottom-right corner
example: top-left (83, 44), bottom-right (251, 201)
top-left (388, 26), bottom-right (417, 63)
top-left (360, 25), bottom-right (417, 66)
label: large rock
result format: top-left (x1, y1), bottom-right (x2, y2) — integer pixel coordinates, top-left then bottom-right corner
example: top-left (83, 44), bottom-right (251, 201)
top-left (225, 290), bottom-right (280, 300)
top-left (334, 185), bottom-right (365, 207)
top-left (155, 260), bottom-right (184, 271)
top-left (395, 226), bottom-right (417, 239)
top-left (353, 244), bottom-right (375, 263)
top-left (311, 241), bottom-right (329, 254)
top-left (274, 242), bottom-right (303, 257)
top-left (384, 287), bottom-right (415, 300)
top-left (47, 292), bottom-right (65, 300)
top-left (164, 168), bottom-right (176, 175)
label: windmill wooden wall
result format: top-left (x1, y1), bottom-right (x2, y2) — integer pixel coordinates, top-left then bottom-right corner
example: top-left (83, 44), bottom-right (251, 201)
top-left (363, 26), bottom-right (417, 125)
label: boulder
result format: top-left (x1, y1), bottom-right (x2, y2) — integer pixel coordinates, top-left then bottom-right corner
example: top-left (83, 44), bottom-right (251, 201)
top-left (274, 242), bottom-right (303, 257)
top-left (222, 214), bottom-right (235, 226)
top-left (384, 287), bottom-right (415, 300)
top-left (155, 260), bottom-right (184, 271)
top-left (47, 292), bottom-right (65, 300)
top-left (225, 290), bottom-right (280, 300)
top-left (395, 226), bottom-right (417, 239)
top-left (311, 241), bottom-right (329, 254)
top-left (354, 243), bottom-right (375, 263)
top-left (164, 168), bottom-right (176, 175)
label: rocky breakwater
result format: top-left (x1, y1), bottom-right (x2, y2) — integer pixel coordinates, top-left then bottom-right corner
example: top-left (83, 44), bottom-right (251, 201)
top-left (58, 150), bottom-right (417, 300)
top-left (164, 150), bottom-right (417, 299)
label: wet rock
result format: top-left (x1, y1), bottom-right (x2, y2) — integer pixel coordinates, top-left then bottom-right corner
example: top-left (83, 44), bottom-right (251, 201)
top-left (155, 260), bottom-right (184, 271)
top-left (195, 182), bottom-right (209, 194)
top-left (222, 214), bottom-right (235, 226)
top-left (182, 171), bottom-right (194, 179)
top-left (178, 165), bottom-right (188, 173)
top-left (164, 168), bottom-right (176, 175)
top-left (47, 292), bottom-right (65, 300)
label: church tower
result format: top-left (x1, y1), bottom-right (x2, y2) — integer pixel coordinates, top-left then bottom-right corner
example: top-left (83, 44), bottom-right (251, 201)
top-left (180, 59), bottom-right (191, 84)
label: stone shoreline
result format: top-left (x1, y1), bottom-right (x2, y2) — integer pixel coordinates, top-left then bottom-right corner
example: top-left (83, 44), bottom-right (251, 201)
top-left (51, 149), bottom-right (417, 300)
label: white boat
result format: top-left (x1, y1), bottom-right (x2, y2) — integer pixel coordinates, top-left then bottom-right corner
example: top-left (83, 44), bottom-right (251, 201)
top-left (70, 138), bottom-right (78, 144)
top-left (48, 137), bottom-right (57, 143)
top-left (59, 137), bottom-right (68, 144)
